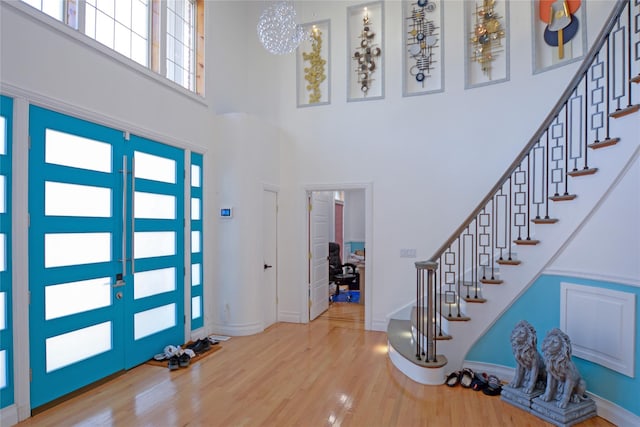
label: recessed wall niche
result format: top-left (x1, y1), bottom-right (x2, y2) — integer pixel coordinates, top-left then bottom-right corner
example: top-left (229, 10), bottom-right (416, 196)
top-left (402, 0), bottom-right (444, 96)
top-left (297, 20), bottom-right (331, 108)
top-left (347, 1), bottom-right (384, 102)
top-left (532, 0), bottom-right (587, 74)
top-left (464, 0), bottom-right (510, 89)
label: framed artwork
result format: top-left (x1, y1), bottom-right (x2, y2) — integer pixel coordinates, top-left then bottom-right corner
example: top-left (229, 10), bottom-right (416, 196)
top-left (532, 0), bottom-right (587, 74)
top-left (347, 1), bottom-right (384, 102)
top-left (464, 0), bottom-right (509, 89)
top-left (402, 0), bottom-right (444, 97)
top-left (297, 20), bottom-right (331, 108)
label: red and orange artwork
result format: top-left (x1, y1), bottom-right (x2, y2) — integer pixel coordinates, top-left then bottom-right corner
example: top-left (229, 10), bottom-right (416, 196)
top-left (539, 0), bottom-right (581, 59)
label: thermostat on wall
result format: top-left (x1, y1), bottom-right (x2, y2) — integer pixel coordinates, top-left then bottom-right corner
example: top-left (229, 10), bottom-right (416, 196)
top-left (220, 208), bottom-right (233, 218)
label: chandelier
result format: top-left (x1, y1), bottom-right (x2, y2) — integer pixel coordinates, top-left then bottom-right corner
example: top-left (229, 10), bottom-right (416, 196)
top-left (257, 1), bottom-right (307, 55)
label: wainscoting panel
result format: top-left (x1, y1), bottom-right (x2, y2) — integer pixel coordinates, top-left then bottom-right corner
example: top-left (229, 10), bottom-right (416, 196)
top-left (560, 282), bottom-right (636, 377)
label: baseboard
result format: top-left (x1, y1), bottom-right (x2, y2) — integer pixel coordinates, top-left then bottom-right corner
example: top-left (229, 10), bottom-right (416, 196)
top-left (209, 321), bottom-right (263, 336)
top-left (371, 318), bottom-right (388, 332)
top-left (0, 404), bottom-right (18, 427)
top-left (588, 392), bottom-right (640, 427)
top-left (463, 361), bottom-right (640, 426)
top-left (278, 311), bottom-right (302, 323)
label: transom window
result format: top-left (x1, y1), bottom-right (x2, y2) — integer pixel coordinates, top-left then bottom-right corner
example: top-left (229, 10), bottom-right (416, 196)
top-left (18, 0), bottom-right (203, 94)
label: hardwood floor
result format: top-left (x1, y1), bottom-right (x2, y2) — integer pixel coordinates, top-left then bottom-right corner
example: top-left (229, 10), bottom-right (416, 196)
top-left (18, 303), bottom-right (613, 427)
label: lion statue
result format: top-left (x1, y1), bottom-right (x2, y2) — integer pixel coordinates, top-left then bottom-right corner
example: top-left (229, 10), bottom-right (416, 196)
top-left (540, 328), bottom-right (587, 408)
top-left (508, 320), bottom-right (546, 394)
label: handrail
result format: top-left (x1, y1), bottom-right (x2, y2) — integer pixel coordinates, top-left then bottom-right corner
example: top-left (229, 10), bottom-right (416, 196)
top-left (428, 0), bottom-right (629, 262)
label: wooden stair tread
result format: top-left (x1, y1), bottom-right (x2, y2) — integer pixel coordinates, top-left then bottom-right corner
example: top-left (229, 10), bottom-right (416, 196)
top-left (609, 104), bottom-right (639, 118)
top-left (532, 217), bottom-right (558, 224)
top-left (514, 239), bottom-right (540, 245)
top-left (480, 278), bottom-right (503, 284)
top-left (462, 296), bottom-right (487, 303)
top-left (549, 194), bottom-right (577, 201)
top-left (443, 314), bottom-right (470, 321)
top-left (589, 137), bottom-right (619, 149)
top-left (496, 258), bottom-right (521, 265)
top-left (568, 167), bottom-right (598, 177)
top-left (632, 75), bottom-right (640, 84)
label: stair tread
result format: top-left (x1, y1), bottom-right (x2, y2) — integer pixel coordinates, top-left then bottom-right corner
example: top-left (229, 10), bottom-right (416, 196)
top-left (589, 137), bottom-right (620, 149)
top-left (480, 278), bottom-right (503, 284)
top-left (496, 258), bottom-right (521, 265)
top-left (532, 217), bottom-right (558, 224)
top-left (462, 296), bottom-right (487, 303)
top-left (568, 167), bottom-right (598, 177)
top-left (632, 75), bottom-right (640, 84)
top-left (550, 194), bottom-right (577, 201)
top-left (514, 239), bottom-right (540, 245)
top-left (609, 104), bottom-right (639, 118)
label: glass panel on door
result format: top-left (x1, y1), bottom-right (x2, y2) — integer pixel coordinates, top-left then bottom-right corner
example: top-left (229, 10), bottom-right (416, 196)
top-left (190, 153), bottom-right (203, 329)
top-left (0, 96), bottom-right (13, 409)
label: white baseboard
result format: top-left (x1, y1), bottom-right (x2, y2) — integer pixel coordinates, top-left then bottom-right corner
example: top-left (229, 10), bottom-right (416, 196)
top-left (371, 318), bottom-right (388, 332)
top-left (0, 404), bottom-right (18, 427)
top-left (209, 321), bottom-right (263, 336)
top-left (463, 361), bottom-right (640, 426)
top-left (278, 311), bottom-right (302, 323)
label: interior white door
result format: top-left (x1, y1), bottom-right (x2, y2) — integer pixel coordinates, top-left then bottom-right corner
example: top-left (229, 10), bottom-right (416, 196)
top-left (309, 191), bottom-right (330, 320)
top-left (262, 189), bottom-right (277, 328)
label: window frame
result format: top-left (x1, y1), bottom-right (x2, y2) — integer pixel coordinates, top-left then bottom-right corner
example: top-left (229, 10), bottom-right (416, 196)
top-left (14, 0), bottom-right (204, 97)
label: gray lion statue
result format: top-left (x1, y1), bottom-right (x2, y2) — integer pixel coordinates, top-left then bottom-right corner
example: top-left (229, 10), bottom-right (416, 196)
top-left (540, 328), bottom-right (587, 408)
top-left (508, 320), bottom-right (546, 393)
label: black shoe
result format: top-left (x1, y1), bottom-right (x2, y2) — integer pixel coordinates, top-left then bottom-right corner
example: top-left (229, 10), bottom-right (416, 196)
top-left (187, 338), bottom-right (211, 354)
top-left (168, 356), bottom-right (180, 370)
top-left (179, 353), bottom-right (191, 368)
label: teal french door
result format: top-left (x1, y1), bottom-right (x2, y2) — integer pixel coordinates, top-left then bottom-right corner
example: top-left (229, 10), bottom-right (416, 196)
top-left (29, 106), bottom-right (185, 408)
top-left (0, 96), bottom-right (14, 409)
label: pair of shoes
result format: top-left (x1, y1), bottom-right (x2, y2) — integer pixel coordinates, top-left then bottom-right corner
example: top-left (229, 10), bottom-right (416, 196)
top-left (471, 372), bottom-right (489, 391)
top-left (187, 338), bottom-right (211, 355)
top-left (459, 368), bottom-right (475, 388)
top-left (168, 356), bottom-right (180, 370)
top-left (482, 375), bottom-right (502, 396)
top-left (207, 337), bottom-right (220, 346)
top-left (445, 371), bottom-right (461, 387)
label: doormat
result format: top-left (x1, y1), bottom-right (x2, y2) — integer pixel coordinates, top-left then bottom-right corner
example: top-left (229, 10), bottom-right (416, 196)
top-left (145, 343), bottom-right (222, 368)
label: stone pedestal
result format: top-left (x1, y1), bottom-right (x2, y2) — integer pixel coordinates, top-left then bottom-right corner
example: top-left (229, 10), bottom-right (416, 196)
top-left (501, 385), bottom-right (544, 412)
top-left (531, 396), bottom-right (597, 427)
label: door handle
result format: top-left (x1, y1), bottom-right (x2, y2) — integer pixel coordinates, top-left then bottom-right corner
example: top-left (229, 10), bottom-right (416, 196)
top-left (264, 264), bottom-right (273, 270)
top-left (113, 273), bottom-right (126, 288)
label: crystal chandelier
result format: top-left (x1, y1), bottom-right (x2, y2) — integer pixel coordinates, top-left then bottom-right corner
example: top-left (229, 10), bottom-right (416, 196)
top-left (257, 1), bottom-right (307, 55)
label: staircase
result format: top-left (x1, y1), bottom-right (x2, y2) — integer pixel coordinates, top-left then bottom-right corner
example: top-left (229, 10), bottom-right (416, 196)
top-left (387, 0), bottom-right (640, 385)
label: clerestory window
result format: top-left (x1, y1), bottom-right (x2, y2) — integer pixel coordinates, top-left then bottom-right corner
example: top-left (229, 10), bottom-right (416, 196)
top-left (18, 0), bottom-right (204, 95)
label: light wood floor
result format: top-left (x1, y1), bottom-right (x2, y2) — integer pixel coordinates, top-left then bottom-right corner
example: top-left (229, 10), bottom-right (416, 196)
top-left (19, 303), bottom-right (613, 427)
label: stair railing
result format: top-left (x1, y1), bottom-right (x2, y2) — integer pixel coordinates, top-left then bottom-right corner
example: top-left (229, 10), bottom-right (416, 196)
top-left (414, 0), bottom-right (639, 362)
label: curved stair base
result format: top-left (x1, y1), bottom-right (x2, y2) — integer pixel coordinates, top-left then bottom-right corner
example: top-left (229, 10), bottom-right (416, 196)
top-left (387, 319), bottom-right (447, 385)
top-left (388, 345), bottom-right (446, 385)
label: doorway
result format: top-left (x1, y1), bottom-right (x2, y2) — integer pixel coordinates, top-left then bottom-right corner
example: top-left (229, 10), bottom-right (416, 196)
top-left (306, 184), bottom-right (371, 329)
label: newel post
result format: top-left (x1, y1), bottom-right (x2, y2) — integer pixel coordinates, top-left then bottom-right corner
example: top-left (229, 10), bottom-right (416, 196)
top-left (415, 260), bottom-right (438, 362)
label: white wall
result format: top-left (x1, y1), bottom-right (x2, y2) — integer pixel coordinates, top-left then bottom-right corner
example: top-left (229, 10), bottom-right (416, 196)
top-left (344, 189), bottom-right (365, 245)
top-left (547, 154), bottom-right (640, 286)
